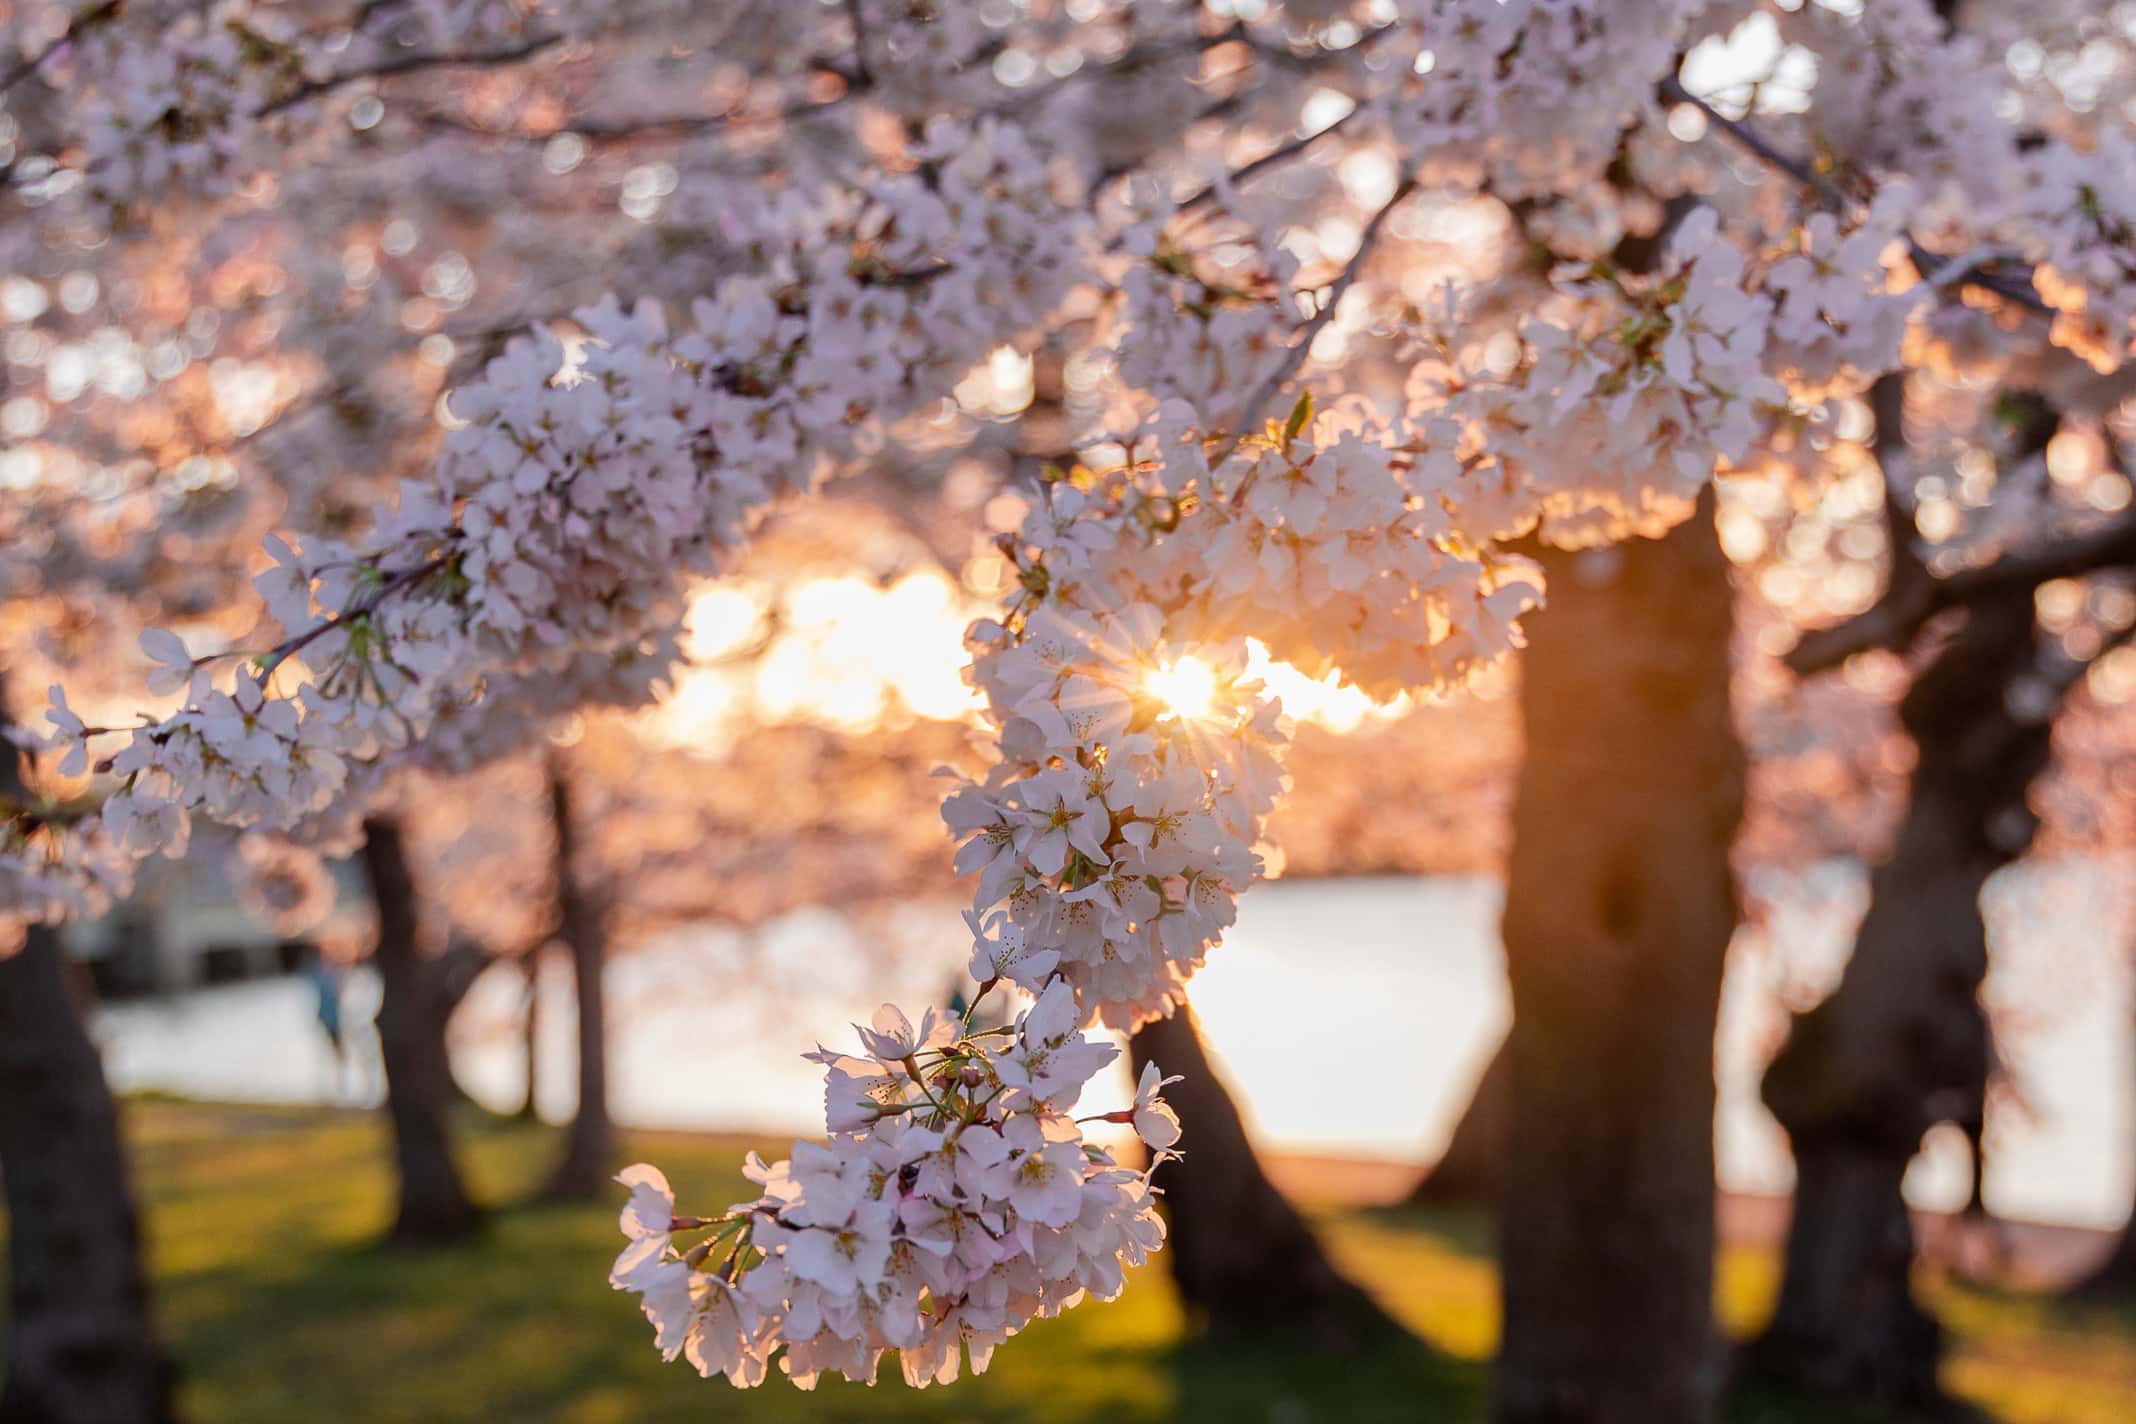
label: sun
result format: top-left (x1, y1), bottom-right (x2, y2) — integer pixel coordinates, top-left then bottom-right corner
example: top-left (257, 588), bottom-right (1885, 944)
top-left (1145, 656), bottom-right (1220, 722)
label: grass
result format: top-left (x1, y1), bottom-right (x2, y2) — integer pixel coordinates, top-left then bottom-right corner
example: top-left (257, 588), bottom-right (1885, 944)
top-left (4, 1098), bottom-right (2132, 1422)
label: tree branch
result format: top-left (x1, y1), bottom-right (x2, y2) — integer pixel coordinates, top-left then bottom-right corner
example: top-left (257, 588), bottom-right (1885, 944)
top-left (1234, 170), bottom-right (1417, 437)
top-left (406, 57), bottom-right (861, 147)
top-left (1657, 74), bottom-right (2051, 315)
top-left (257, 33), bottom-right (565, 118)
top-left (1173, 106), bottom-right (1359, 223)
top-left (1868, 371), bottom-right (1932, 603)
top-left (0, 0), bottom-right (122, 94)
top-left (1785, 509), bottom-right (2136, 675)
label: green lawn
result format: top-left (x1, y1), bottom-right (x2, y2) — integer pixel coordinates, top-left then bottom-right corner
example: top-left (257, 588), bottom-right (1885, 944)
top-left (4, 1098), bottom-right (2132, 1422)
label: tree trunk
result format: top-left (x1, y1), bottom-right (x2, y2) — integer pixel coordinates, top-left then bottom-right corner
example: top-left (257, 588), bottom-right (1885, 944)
top-left (0, 927), bottom-right (178, 1424)
top-left (1751, 589), bottom-right (2051, 1406)
top-left (2070, 1194), bottom-right (2136, 1298)
top-left (1407, 1036), bottom-right (1509, 1206)
top-left (0, 674), bottom-right (176, 1424)
top-left (360, 815), bottom-right (481, 1244)
top-left (1128, 1004), bottom-right (1405, 1345)
top-left (1493, 490), bottom-right (1745, 1424)
top-left (541, 755), bottom-right (612, 1201)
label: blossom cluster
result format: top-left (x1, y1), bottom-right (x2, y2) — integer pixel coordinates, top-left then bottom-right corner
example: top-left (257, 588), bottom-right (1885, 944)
top-left (0, 800), bottom-right (135, 938)
top-left (1763, 187), bottom-right (1929, 400)
top-left (847, 0), bottom-right (997, 119)
top-left (611, 988), bottom-right (1178, 1389)
top-left (21, 119), bottom-right (1085, 927)
top-left (1109, 225), bottom-right (1304, 432)
top-left (1718, 0), bottom-right (2130, 376)
top-left (2013, 132), bottom-right (2136, 375)
top-left (62, 0), bottom-right (293, 210)
top-left (14, 0), bottom-right (583, 212)
top-left (1762, 0), bottom-right (2018, 218)
top-left (1411, 208), bottom-right (1784, 546)
top-left (1382, 0), bottom-right (1705, 200)
top-left (944, 402), bottom-right (1541, 1028)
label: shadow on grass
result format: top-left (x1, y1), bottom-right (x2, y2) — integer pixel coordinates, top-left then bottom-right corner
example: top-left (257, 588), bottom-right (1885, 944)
top-left (11, 1102), bottom-right (2129, 1424)
top-left (1356, 1200), bottom-right (1497, 1262)
top-left (1164, 1321), bottom-right (1487, 1423)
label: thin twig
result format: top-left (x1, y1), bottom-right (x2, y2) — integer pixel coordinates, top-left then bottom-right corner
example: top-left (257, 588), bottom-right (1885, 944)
top-left (0, 0), bottom-right (122, 94)
top-left (1175, 106), bottom-right (1359, 222)
top-left (257, 33), bottom-right (565, 118)
top-left (1659, 75), bottom-right (1839, 203)
top-left (1657, 74), bottom-right (2050, 314)
top-left (413, 87), bottom-right (854, 146)
top-left (1111, 19), bottom-right (1394, 215)
top-left (256, 558), bottom-right (446, 675)
top-left (1234, 171), bottom-right (1417, 440)
top-left (1001, 21), bottom-right (1245, 119)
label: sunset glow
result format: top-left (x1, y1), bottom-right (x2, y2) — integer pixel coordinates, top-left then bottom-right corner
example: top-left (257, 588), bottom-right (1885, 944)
top-left (642, 580), bottom-right (1414, 750)
top-left (1145, 656), bottom-right (1220, 722)
top-left (644, 572), bottom-right (980, 747)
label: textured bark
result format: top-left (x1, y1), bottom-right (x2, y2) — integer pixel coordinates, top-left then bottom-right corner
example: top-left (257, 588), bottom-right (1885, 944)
top-left (1128, 1005), bottom-right (1404, 1345)
top-left (1407, 1036), bottom-right (1509, 1206)
top-left (1751, 589), bottom-right (2050, 1406)
top-left (360, 815), bottom-right (481, 1244)
top-left (541, 756), bottom-right (613, 1201)
top-left (0, 927), bottom-right (178, 1424)
top-left (1493, 491), bottom-right (1745, 1424)
top-left (0, 679), bottom-right (175, 1424)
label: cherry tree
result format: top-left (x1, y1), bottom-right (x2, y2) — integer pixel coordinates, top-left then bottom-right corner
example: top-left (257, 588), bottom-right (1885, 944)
top-left (6, 0), bottom-right (2136, 1419)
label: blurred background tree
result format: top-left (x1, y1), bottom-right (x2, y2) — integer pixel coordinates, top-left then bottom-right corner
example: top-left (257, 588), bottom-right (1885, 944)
top-left (1, 2), bottom-right (2133, 1422)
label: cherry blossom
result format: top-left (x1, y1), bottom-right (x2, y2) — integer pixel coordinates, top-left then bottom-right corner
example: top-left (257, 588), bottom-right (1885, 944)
top-left (611, 983), bottom-right (1177, 1390)
top-left (8, 0), bottom-right (2136, 1388)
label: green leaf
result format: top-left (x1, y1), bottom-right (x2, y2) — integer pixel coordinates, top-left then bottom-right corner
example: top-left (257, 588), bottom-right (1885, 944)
top-left (1283, 390), bottom-right (1314, 445)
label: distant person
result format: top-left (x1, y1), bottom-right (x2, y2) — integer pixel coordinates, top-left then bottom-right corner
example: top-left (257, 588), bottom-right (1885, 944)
top-left (304, 948), bottom-right (352, 1100)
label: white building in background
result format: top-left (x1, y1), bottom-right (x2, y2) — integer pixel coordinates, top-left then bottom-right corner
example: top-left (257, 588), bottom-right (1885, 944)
top-left (62, 836), bottom-right (371, 996)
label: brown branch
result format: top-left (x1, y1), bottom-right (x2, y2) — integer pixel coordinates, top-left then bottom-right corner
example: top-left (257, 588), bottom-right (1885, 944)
top-left (1232, 171), bottom-right (1417, 437)
top-left (1786, 510), bottom-right (2136, 675)
top-left (0, 0), bottom-right (122, 94)
top-left (1657, 74), bottom-right (2051, 315)
top-left (257, 32), bottom-right (565, 118)
top-left (1135, 19), bottom-right (1398, 215)
top-left (1172, 106), bottom-right (1359, 222)
top-left (256, 557), bottom-right (448, 675)
top-left (409, 60), bottom-right (859, 148)
top-left (1001, 20), bottom-right (1245, 119)
top-left (1868, 371), bottom-right (1932, 604)
top-left (416, 105), bottom-right (732, 144)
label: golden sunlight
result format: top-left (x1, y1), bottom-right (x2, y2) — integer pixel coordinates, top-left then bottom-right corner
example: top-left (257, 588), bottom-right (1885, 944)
top-left (1242, 641), bottom-right (1397, 734)
top-left (1145, 656), bottom-right (1220, 722)
top-left (645, 578), bottom-right (1412, 752)
top-left (644, 572), bottom-right (980, 748)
